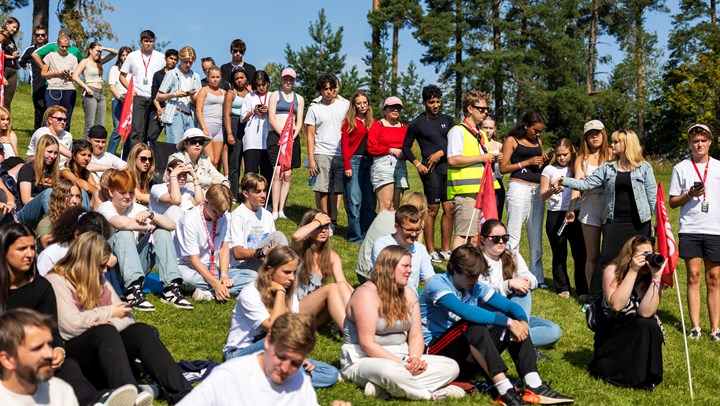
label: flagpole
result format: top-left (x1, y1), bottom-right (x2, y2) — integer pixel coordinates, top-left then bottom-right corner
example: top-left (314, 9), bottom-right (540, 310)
top-left (264, 152), bottom-right (282, 210)
top-left (673, 271), bottom-right (694, 400)
top-left (464, 209), bottom-right (477, 245)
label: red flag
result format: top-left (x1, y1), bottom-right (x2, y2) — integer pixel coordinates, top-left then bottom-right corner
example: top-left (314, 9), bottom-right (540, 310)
top-left (0, 50), bottom-right (5, 107)
top-left (474, 162), bottom-right (498, 243)
top-left (277, 103), bottom-right (295, 173)
top-left (655, 182), bottom-right (679, 287)
top-left (118, 77), bottom-right (134, 142)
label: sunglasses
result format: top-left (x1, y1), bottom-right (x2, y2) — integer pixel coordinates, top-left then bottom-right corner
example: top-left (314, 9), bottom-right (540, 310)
top-left (186, 138), bottom-right (206, 146)
top-left (231, 49), bottom-right (244, 54)
top-left (137, 156), bottom-right (153, 163)
top-left (473, 105), bottom-right (489, 113)
top-left (484, 234), bottom-right (510, 244)
top-left (52, 116), bottom-right (67, 122)
top-left (35, 33), bottom-right (46, 37)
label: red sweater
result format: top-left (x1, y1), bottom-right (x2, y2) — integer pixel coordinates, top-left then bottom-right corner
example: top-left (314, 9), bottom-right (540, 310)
top-left (367, 122), bottom-right (407, 156)
top-left (341, 118), bottom-right (376, 171)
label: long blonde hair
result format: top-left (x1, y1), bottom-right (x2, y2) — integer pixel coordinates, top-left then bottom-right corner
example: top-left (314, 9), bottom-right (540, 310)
top-left (344, 91), bottom-right (374, 134)
top-left (370, 245), bottom-right (411, 324)
top-left (47, 179), bottom-right (78, 222)
top-left (297, 209), bottom-right (332, 285)
top-left (0, 106), bottom-right (13, 139)
top-left (611, 129), bottom-right (645, 169)
top-left (33, 134), bottom-right (60, 187)
top-left (127, 143), bottom-right (154, 192)
top-left (256, 246), bottom-right (299, 312)
top-left (49, 232), bottom-right (112, 311)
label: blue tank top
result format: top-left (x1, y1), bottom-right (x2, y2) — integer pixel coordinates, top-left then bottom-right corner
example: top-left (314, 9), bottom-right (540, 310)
top-left (231, 92), bottom-right (243, 116)
top-left (276, 91), bottom-right (298, 117)
top-left (510, 139), bottom-right (543, 183)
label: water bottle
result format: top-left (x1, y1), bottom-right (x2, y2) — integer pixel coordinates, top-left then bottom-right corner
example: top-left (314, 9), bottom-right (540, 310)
top-left (308, 167), bottom-right (319, 187)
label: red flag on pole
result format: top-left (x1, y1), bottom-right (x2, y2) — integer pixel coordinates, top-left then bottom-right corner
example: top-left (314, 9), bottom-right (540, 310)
top-left (474, 162), bottom-right (498, 243)
top-left (277, 103), bottom-right (295, 173)
top-left (0, 50), bottom-right (5, 107)
top-left (118, 77), bottom-right (134, 142)
top-left (655, 182), bottom-right (679, 287)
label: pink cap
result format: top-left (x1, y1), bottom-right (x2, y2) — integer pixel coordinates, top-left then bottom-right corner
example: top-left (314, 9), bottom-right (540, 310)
top-left (383, 96), bottom-right (403, 108)
top-left (688, 123), bottom-right (711, 135)
top-left (281, 67), bottom-right (296, 78)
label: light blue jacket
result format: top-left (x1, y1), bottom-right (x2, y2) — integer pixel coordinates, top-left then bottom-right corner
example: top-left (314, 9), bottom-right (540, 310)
top-left (158, 68), bottom-right (202, 124)
top-left (562, 161), bottom-right (656, 223)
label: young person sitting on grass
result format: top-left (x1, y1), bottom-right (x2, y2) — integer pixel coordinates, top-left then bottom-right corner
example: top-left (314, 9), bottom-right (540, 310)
top-left (86, 125), bottom-right (127, 183)
top-left (174, 184), bottom-right (257, 302)
top-left (34, 178), bottom-right (82, 250)
top-left (97, 169), bottom-right (192, 312)
top-left (60, 139), bottom-right (99, 195)
top-left (222, 246), bottom-right (339, 388)
top-left (420, 244), bottom-right (574, 405)
top-left (149, 159), bottom-right (204, 224)
top-left (228, 172), bottom-right (288, 272)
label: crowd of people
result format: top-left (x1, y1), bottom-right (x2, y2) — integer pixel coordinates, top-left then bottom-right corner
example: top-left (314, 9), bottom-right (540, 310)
top-left (0, 19), bottom-right (709, 406)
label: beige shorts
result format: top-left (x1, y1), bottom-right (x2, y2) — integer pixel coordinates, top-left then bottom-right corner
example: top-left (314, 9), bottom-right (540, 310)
top-left (453, 194), bottom-right (478, 237)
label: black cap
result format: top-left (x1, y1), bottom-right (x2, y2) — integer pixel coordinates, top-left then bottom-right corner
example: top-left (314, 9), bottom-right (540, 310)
top-left (87, 125), bottom-right (108, 139)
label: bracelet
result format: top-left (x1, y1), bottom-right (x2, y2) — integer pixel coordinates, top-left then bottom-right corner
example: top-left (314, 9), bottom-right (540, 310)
top-left (506, 318), bottom-right (514, 328)
top-left (147, 210), bottom-right (155, 220)
top-left (414, 161), bottom-right (422, 168)
top-left (651, 279), bottom-right (661, 289)
top-left (54, 347), bottom-right (66, 357)
top-left (517, 162), bottom-right (523, 170)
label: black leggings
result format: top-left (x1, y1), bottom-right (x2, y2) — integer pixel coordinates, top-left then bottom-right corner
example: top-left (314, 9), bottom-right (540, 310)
top-left (545, 210), bottom-right (587, 295)
top-left (243, 149), bottom-right (273, 188)
top-left (65, 323), bottom-right (192, 404)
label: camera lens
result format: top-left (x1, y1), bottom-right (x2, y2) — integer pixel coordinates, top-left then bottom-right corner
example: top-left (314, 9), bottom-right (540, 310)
top-left (644, 252), bottom-right (664, 267)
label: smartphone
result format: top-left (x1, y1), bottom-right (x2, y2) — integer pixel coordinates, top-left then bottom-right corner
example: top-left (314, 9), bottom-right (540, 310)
top-left (693, 181), bottom-right (704, 189)
top-left (546, 149), bottom-right (555, 159)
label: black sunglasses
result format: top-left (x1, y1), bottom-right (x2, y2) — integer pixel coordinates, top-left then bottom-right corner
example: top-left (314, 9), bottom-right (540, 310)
top-left (472, 105), bottom-right (489, 113)
top-left (51, 116), bottom-right (67, 122)
top-left (35, 33), bottom-right (46, 37)
top-left (484, 234), bottom-right (510, 244)
top-left (231, 49), bottom-right (244, 54)
top-left (186, 138), bottom-right (205, 146)
top-left (137, 156), bottom-right (153, 163)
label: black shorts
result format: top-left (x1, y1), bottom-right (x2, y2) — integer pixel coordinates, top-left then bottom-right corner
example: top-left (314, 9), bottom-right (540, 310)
top-left (420, 171), bottom-right (448, 205)
top-left (267, 130), bottom-right (302, 169)
top-left (679, 233), bottom-right (720, 262)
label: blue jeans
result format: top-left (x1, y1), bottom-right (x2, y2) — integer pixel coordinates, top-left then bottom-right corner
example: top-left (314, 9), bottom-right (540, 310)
top-left (343, 155), bottom-right (375, 243)
top-left (45, 89), bottom-right (76, 130)
top-left (16, 188), bottom-right (90, 229)
top-left (164, 111), bottom-right (195, 145)
top-left (224, 338), bottom-right (339, 388)
top-left (509, 293), bottom-right (562, 348)
top-left (108, 98), bottom-right (123, 156)
top-left (109, 229), bottom-right (182, 288)
top-left (178, 265), bottom-right (257, 296)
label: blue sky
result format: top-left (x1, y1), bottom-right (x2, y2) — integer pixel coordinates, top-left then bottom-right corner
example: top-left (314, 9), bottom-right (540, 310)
top-left (11, 0), bottom-right (678, 86)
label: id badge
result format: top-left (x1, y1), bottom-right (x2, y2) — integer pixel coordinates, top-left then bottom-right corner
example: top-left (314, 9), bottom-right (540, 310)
top-left (143, 77), bottom-right (148, 85)
top-left (702, 200), bottom-right (709, 213)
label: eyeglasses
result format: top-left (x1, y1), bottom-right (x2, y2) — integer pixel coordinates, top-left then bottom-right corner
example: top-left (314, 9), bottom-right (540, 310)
top-left (137, 156), bottom-right (153, 163)
top-left (51, 116), bottom-right (67, 122)
top-left (231, 49), bottom-right (244, 54)
top-left (472, 105), bottom-right (489, 113)
top-left (398, 224), bottom-right (423, 234)
top-left (484, 234), bottom-right (510, 244)
top-left (186, 138), bottom-right (206, 146)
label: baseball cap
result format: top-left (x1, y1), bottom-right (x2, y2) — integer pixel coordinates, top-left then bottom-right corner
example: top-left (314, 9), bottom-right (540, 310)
top-left (383, 96), bottom-right (403, 108)
top-left (281, 68), bottom-right (296, 78)
top-left (583, 120), bottom-right (604, 134)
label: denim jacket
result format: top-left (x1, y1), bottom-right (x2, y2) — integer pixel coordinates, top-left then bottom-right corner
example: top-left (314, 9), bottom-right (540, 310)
top-left (158, 68), bottom-right (202, 124)
top-left (562, 161), bottom-right (656, 223)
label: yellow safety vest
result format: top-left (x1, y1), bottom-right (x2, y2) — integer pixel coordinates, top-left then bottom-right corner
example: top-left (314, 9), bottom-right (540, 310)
top-left (447, 124), bottom-right (500, 200)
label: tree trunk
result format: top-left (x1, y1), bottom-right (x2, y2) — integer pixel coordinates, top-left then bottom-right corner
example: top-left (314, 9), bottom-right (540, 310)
top-left (711, 0), bottom-right (717, 24)
top-left (635, 11), bottom-right (644, 138)
top-left (454, 0), bottom-right (463, 117)
top-left (392, 23), bottom-right (399, 95)
top-left (493, 0), bottom-right (504, 121)
top-left (371, 0), bottom-right (381, 104)
top-left (33, 0), bottom-right (50, 31)
top-left (587, 0), bottom-right (599, 94)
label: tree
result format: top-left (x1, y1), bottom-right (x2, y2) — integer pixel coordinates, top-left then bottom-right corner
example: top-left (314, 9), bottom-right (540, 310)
top-left (363, 25), bottom-right (393, 109)
top-left (56, 0), bottom-right (116, 50)
top-left (285, 8), bottom-right (348, 101)
top-left (397, 61), bottom-right (425, 119)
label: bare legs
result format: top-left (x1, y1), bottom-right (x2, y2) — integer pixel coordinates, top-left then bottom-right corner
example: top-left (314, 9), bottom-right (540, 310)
top-left (687, 258), bottom-right (720, 331)
top-left (271, 168), bottom-right (292, 214)
top-left (299, 283), bottom-right (350, 328)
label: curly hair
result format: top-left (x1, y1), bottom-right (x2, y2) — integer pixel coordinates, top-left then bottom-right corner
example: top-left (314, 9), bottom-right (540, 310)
top-left (47, 178), bottom-right (79, 223)
top-left (297, 209), bottom-right (332, 285)
top-left (127, 143), bottom-right (154, 193)
top-left (256, 246), bottom-right (300, 312)
top-left (370, 245), bottom-right (411, 324)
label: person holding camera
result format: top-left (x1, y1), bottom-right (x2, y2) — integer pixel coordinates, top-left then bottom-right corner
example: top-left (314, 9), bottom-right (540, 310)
top-left (669, 124), bottom-right (720, 341)
top-left (589, 235), bottom-right (666, 389)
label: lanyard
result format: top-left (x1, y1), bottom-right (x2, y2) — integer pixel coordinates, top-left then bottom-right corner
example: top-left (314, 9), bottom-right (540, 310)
top-left (463, 119), bottom-right (487, 153)
top-left (258, 92), bottom-right (268, 105)
top-left (691, 158), bottom-right (709, 200)
top-left (200, 205), bottom-right (218, 273)
top-left (141, 52), bottom-right (153, 80)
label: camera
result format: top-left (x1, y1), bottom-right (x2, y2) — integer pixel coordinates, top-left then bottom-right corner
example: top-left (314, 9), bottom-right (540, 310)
top-left (643, 251), bottom-right (664, 268)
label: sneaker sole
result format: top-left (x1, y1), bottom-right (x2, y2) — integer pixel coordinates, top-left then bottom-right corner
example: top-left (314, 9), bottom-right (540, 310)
top-left (104, 384), bottom-right (137, 406)
top-left (131, 305), bottom-right (155, 312)
top-left (135, 391), bottom-right (154, 406)
top-left (537, 395), bottom-right (574, 404)
top-left (161, 298), bottom-right (194, 310)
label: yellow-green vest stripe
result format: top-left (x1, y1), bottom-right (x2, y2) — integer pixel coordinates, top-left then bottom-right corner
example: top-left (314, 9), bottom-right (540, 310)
top-left (447, 125), bottom-right (500, 200)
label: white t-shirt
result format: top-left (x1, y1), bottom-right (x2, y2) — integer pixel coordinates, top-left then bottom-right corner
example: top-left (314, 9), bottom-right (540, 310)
top-left (446, 126), bottom-right (466, 158)
top-left (669, 157), bottom-right (720, 235)
top-left (541, 165), bottom-right (572, 211)
top-left (0, 378), bottom-right (78, 406)
top-left (176, 352), bottom-right (317, 406)
top-left (120, 50), bottom-right (165, 98)
top-left (27, 127), bottom-right (73, 166)
top-left (37, 242), bottom-right (69, 276)
top-left (480, 251), bottom-right (537, 297)
top-left (240, 92), bottom-right (270, 150)
top-left (108, 65), bottom-right (128, 100)
top-left (227, 204), bottom-right (276, 268)
top-left (175, 205), bottom-right (230, 267)
top-left (224, 283), bottom-right (299, 352)
top-left (97, 201), bottom-right (148, 241)
top-left (149, 183), bottom-right (196, 215)
top-left (304, 98), bottom-right (349, 157)
top-left (90, 151), bottom-right (127, 183)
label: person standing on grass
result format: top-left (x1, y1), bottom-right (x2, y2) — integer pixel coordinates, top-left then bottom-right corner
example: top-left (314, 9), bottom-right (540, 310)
top-left (19, 25), bottom-right (49, 130)
top-left (305, 74), bottom-right (349, 236)
top-left (481, 117), bottom-right (506, 218)
top-left (669, 123), bottom-right (720, 341)
top-left (119, 30), bottom-right (165, 158)
top-left (146, 49), bottom-right (178, 147)
top-left (223, 67), bottom-right (250, 203)
top-left (0, 17), bottom-right (21, 111)
top-left (156, 46), bottom-right (202, 145)
top-left (196, 65), bottom-right (226, 168)
top-left (220, 39), bottom-right (256, 89)
top-left (403, 85), bottom-right (455, 263)
top-left (447, 90), bottom-right (502, 248)
top-left (40, 34), bottom-right (79, 131)
top-left (107, 46), bottom-right (131, 156)
top-left (71, 42), bottom-right (118, 138)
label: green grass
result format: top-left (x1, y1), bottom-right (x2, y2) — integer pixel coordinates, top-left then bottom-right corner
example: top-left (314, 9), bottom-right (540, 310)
top-left (11, 84), bottom-right (715, 405)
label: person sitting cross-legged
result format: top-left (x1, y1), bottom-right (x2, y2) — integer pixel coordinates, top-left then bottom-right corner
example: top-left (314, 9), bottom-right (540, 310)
top-left (97, 169), bottom-right (192, 312)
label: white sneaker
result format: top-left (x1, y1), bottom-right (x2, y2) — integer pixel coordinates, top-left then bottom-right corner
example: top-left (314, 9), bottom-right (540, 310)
top-left (95, 384), bottom-right (137, 406)
top-left (278, 211), bottom-right (287, 219)
top-left (138, 384), bottom-right (159, 400)
top-left (364, 381), bottom-right (390, 400)
top-left (192, 288), bottom-right (214, 302)
top-left (135, 391), bottom-right (153, 406)
top-left (431, 384), bottom-right (466, 400)
top-left (272, 212), bottom-right (279, 220)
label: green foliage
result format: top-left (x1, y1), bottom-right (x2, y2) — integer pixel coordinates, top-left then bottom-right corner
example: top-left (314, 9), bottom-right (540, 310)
top-left (397, 61), bottom-right (425, 120)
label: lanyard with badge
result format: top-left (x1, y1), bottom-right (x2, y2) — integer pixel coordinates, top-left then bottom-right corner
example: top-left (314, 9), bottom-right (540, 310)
top-left (462, 119), bottom-right (488, 154)
top-left (691, 159), bottom-right (709, 213)
top-left (200, 205), bottom-right (218, 276)
top-left (141, 52), bottom-right (152, 85)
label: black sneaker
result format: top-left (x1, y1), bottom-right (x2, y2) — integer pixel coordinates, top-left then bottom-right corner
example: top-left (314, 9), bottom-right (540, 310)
top-left (160, 280), bottom-right (194, 310)
top-left (523, 382), bottom-right (574, 404)
top-left (494, 387), bottom-right (528, 405)
top-left (125, 282), bottom-right (155, 312)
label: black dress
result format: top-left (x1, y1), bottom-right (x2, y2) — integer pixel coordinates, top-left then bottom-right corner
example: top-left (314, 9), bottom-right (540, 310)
top-left (589, 290), bottom-right (664, 388)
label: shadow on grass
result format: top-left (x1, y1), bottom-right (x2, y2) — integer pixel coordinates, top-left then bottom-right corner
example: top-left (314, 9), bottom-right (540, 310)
top-left (283, 203), bottom-right (314, 224)
top-left (563, 348), bottom-right (593, 370)
top-left (656, 308), bottom-right (682, 332)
